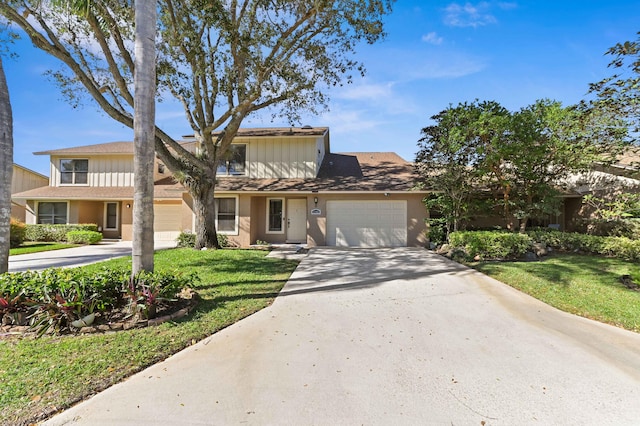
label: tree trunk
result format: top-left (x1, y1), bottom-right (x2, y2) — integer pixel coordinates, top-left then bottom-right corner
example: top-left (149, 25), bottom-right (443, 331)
top-left (132, 0), bottom-right (157, 274)
top-left (0, 58), bottom-right (13, 274)
top-left (192, 180), bottom-right (219, 249)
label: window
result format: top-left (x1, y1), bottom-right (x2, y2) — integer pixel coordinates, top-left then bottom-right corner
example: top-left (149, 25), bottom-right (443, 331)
top-left (60, 159), bottom-right (88, 184)
top-left (105, 202), bottom-right (118, 230)
top-left (217, 145), bottom-right (246, 176)
top-left (38, 202), bottom-right (67, 224)
top-left (215, 197), bottom-right (237, 233)
top-left (267, 198), bottom-right (284, 233)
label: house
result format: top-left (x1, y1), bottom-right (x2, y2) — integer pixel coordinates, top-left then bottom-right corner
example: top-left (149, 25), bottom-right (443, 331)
top-left (10, 164), bottom-right (48, 222)
top-left (12, 127), bottom-right (429, 247)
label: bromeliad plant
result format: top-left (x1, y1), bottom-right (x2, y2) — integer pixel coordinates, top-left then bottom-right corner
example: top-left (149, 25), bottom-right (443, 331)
top-left (0, 266), bottom-right (195, 336)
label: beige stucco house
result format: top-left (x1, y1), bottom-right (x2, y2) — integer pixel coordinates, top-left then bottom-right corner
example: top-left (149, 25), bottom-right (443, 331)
top-left (12, 127), bottom-right (429, 247)
top-left (11, 164), bottom-right (49, 222)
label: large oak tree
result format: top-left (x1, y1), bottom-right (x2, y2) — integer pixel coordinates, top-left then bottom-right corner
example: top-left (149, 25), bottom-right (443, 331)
top-left (0, 0), bottom-right (394, 249)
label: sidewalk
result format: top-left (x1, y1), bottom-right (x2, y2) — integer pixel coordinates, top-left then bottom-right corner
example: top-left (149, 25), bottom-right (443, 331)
top-left (8, 240), bottom-right (176, 272)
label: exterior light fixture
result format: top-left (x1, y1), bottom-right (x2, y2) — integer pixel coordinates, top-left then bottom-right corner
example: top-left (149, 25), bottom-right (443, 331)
top-left (126, 203), bottom-right (131, 208)
top-left (313, 197), bottom-right (318, 206)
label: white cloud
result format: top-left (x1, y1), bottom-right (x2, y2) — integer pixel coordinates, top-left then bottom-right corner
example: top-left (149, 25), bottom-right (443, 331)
top-left (335, 82), bottom-right (395, 101)
top-left (443, 2), bottom-right (498, 28)
top-left (422, 32), bottom-right (444, 45)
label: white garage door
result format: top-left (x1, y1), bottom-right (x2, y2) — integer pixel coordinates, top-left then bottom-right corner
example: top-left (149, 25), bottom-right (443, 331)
top-left (326, 200), bottom-right (407, 247)
top-left (154, 204), bottom-right (182, 241)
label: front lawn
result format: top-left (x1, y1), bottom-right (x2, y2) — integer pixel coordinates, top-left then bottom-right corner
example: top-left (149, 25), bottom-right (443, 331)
top-left (0, 248), bottom-right (298, 426)
top-left (472, 253), bottom-right (640, 332)
top-left (9, 242), bottom-right (78, 256)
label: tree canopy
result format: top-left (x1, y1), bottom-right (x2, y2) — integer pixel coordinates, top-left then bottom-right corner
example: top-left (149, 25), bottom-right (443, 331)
top-left (0, 0), bottom-right (395, 248)
top-left (415, 99), bottom-right (626, 237)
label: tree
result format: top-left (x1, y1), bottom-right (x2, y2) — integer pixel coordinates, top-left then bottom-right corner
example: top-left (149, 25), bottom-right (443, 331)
top-left (131, 0), bottom-right (157, 273)
top-left (0, 57), bottom-right (12, 273)
top-left (0, 0), bottom-right (394, 249)
top-left (416, 99), bottom-right (625, 237)
top-left (589, 31), bottom-right (640, 136)
top-left (415, 101), bottom-right (492, 238)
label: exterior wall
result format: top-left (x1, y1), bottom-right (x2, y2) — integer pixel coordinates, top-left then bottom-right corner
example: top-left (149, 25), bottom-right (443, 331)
top-left (11, 165), bottom-right (48, 221)
top-left (237, 136), bottom-right (322, 179)
top-left (121, 201), bottom-right (134, 240)
top-left (241, 193), bottom-right (428, 247)
top-left (50, 155), bottom-right (134, 187)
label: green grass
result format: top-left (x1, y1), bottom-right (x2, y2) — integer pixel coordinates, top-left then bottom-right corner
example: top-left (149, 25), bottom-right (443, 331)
top-left (9, 242), bottom-right (78, 256)
top-left (0, 248), bottom-right (298, 426)
top-left (472, 254), bottom-right (640, 332)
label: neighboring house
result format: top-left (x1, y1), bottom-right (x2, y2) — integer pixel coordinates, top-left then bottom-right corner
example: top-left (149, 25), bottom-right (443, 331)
top-left (12, 127), bottom-right (429, 247)
top-left (10, 164), bottom-right (48, 222)
top-left (562, 147), bottom-right (640, 229)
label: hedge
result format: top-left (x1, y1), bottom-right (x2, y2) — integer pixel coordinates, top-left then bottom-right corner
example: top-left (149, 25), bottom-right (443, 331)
top-left (10, 218), bottom-right (26, 248)
top-left (66, 230), bottom-right (103, 245)
top-left (448, 231), bottom-right (531, 260)
top-left (447, 229), bottom-right (640, 262)
top-left (24, 224), bottom-right (99, 242)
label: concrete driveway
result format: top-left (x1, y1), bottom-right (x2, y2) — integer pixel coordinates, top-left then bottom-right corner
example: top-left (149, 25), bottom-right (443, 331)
top-left (44, 248), bottom-right (640, 425)
top-left (8, 240), bottom-right (176, 272)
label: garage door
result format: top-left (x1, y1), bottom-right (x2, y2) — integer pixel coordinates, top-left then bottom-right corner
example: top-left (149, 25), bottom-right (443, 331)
top-left (154, 204), bottom-right (182, 241)
top-left (326, 200), bottom-right (407, 247)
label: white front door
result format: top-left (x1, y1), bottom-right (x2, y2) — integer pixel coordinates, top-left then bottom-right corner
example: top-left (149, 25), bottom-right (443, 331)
top-left (286, 199), bottom-right (307, 243)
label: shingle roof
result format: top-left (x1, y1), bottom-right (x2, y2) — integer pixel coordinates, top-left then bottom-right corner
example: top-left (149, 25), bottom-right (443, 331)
top-left (215, 152), bottom-right (420, 193)
top-left (209, 126), bottom-right (329, 138)
top-left (33, 140), bottom-right (198, 156)
top-left (11, 181), bottom-right (183, 200)
top-left (34, 142), bottom-right (135, 156)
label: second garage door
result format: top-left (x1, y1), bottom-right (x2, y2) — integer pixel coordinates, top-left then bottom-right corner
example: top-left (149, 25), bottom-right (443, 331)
top-left (326, 200), bottom-right (407, 247)
top-left (154, 204), bottom-right (182, 241)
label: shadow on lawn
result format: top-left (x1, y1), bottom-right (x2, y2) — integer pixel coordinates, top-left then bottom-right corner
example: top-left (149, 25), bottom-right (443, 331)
top-left (474, 253), bottom-right (626, 289)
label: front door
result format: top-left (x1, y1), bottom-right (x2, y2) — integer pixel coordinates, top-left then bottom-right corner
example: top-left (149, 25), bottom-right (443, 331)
top-left (286, 199), bottom-right (307, 243)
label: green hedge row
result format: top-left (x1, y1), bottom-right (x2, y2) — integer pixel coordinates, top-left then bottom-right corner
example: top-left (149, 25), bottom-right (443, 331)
top-left (448, 229), bottom-right (640, 261)
top-left (10, 219), bottom-right (26, 248)
top-left (176, 231), bottom-right (230, 248)
top-left (448, 231), bottom-right (532, 260)
top-left (66, 230), bottom-right (103, 245)
top-left (24, 224), bottom-right (99, 242)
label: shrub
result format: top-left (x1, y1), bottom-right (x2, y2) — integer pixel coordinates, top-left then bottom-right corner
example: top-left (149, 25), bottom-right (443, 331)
top-left (25, 224), bottom-right (99, 242)
top-left (176, 231), bottom-right (230, 248)
top-left (0, 266), bottom-right (195, 335)
top-left (66, 230), bottom-right (103, 245)
top-left (176, 231), bottom-right (195, 248)
top-left (448, 231), bottom-right (532, 261)
top-left (9, 218), bottom-right (26, 248)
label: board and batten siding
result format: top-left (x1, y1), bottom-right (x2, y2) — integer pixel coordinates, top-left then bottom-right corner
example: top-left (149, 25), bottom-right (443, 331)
top-left (50, 155), bottom-right (134, 187)
top-left (243, 137), bottom-right (322, 178)
top-left (11, 165), bottom-right (48, 194)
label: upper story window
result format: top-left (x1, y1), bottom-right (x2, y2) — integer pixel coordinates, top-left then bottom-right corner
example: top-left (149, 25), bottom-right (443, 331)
top-left (60, 159), bottom-right (88, 184)
top-left (217, 145), bottom-right (246, 176)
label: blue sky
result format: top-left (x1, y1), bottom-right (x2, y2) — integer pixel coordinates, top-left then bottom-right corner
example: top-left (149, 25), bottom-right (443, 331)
top-left (4, 1), bottom-right (640, 176)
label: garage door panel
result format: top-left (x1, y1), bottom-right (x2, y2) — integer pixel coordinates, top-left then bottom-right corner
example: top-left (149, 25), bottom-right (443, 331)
top-left (327, 200), bottom-right (407, 247)
top-left (154, 204), bottom-right (182, 241)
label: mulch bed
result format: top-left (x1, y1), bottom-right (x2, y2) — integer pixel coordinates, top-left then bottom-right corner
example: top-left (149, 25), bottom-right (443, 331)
top-left (0, 289), bottom-right (199, 338)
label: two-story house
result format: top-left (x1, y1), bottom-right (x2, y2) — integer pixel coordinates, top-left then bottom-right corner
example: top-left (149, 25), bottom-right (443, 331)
top-left (12, 127), bottom-right (429, 247)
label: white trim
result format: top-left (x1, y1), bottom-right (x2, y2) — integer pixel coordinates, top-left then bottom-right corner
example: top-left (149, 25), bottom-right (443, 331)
top-left (215, 195), bottom-right (239, 235)
top-left (59, 158), bottom-right (89, 186)
top-left (103, 202), bottom-right (119, 231)
top-left (266, 197), bottom-right (285, 234)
